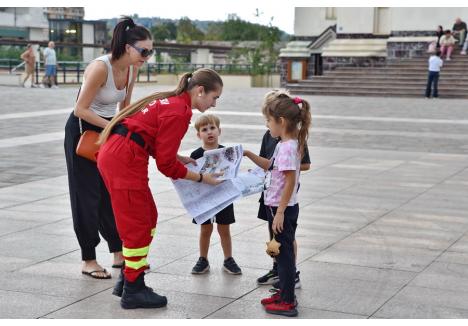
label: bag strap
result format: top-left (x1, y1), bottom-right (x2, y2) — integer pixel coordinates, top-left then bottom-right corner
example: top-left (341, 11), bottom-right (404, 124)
top-left (74, 86), bottom-right (84, 135)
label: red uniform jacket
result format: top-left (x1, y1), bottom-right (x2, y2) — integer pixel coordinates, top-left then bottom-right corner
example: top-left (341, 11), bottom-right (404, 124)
top-left (122, 92), bottom-right (192, 180)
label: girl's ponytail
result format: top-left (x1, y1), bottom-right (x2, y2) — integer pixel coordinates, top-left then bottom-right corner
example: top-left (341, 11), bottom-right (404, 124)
top-left (99, 69), bottom-right (222, 145)
top-left (297, 99), bottom-right (311, 158)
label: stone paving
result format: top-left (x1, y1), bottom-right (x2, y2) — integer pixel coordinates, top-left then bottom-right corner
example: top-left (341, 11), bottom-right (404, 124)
top-left (1, 84), bottom-right (468, 318)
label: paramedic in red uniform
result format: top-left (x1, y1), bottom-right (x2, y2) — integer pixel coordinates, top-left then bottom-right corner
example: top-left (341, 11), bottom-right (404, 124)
top-left (97, 68), bottom-right (223, 309)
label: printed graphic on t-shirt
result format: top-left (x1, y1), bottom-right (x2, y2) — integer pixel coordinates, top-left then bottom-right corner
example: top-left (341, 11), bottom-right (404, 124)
top-left (264, 140), bottom-right (301, 207)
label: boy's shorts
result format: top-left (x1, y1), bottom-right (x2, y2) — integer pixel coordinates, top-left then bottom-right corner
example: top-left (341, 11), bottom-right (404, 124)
top-left (192, 203), bottom-right (235, 225)
top-left (45, 65), bottom-right (56, 76)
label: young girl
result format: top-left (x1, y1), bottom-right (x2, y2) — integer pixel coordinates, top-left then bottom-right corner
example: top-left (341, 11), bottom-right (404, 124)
top-left (244, 92), bottom-right (311, 317)
top-left (97, 68), bottom-right (223, 309)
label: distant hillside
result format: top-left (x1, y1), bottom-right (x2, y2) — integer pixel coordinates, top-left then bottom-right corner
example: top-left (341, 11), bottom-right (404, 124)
top-left (100, 15), bottom-right (290, 41)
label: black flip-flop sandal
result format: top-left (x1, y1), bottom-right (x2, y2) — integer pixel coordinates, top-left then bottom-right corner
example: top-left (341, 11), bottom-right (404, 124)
top-left (112, 263), bottom-right (124, 269)
top-left (82, 269), bottom-right (112, 279)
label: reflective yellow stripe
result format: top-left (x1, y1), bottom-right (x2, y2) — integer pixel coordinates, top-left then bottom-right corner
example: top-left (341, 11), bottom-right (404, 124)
top-left (125, 258), bottom-right (148, 270)
top-left (151, 228), bottom-right (156, 236)
top-left (123, 246), bottom-right (149, 257)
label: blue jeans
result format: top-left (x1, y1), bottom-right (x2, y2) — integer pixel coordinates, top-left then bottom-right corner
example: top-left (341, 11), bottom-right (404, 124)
top-left (425, 71), bottom-right (439, 98)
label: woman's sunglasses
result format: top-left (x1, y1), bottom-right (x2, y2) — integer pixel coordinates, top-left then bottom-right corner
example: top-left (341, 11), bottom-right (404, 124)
top-left (129, 44), bottom-right (154, 58)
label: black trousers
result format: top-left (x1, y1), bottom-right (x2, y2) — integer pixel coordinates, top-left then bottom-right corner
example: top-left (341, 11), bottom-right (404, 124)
top-left (64, 112), bottom-right (122, 261)
top-left (425, 71), bottom-right (439, 98)
top-left (266, 205), bottom-right (298, 303)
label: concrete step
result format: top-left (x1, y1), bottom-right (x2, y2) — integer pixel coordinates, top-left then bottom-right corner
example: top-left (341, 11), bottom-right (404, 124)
top-left (323, 71), bottom-right (468, 79)
top-left (310, 75), bottom-right (468, 82)
top-left (337, 67), bottom-right (468, 73)
top-left (289, 83), bottom-right (468, 92)
top-left (298, 80), bottom-right (468, 87)
top-left (288, 87), bottom-right (468, 98)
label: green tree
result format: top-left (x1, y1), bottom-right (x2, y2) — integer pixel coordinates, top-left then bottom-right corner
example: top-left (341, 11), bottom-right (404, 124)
top-left (151, 21), bottom-right (177, 41)
top-left (176, 17), bottom-right (204, 43)
top-left (205, 22), bottom-right (223, 41)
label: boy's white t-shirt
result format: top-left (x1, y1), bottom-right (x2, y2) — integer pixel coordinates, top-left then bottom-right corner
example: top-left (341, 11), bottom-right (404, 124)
top-left (428, 55), bottom-right (443, 72)
top-left (264, 139), bottom-right (301, 207)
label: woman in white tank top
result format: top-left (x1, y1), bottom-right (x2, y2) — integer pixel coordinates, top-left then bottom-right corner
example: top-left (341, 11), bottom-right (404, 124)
top-left (64, 17), bottom-right (154, 280)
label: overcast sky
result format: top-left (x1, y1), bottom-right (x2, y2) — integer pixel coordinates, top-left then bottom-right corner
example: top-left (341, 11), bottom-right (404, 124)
top-left (83, 0), bottom-right (297, 34)
top-left (13, 0), bottom-right (468, 35)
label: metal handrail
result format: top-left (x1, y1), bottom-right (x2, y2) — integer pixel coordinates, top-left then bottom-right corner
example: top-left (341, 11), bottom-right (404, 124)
top-left (0, 59), bottom-right (280, 84)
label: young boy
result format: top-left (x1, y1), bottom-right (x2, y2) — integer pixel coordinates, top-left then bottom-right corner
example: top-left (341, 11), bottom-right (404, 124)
top-left (190, 114), bottom-right (242, 275)
top-left (425, 50), bottom-right (443, 99)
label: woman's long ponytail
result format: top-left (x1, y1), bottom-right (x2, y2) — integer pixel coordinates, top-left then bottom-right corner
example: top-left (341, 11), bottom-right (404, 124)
top-left (98, 68), bottom-right (223, 145)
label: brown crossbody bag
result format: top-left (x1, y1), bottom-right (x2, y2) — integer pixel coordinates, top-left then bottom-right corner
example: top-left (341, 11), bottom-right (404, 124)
top-left (75, 67), bottom-right (131, 162)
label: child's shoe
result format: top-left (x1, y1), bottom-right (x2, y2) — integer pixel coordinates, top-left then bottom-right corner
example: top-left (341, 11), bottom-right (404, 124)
top-left (223, 257), bottom-right (242, 274)
top-left (264, 300), bottom-right (298, 317)
top-left (191, 257), bottom-right (210, 274)
top-left (260, 289), bottom-right (281, 305)
top-left (272, 271), bottom-right (301, 289)
top-left (257, 268), bottom-right (279, 285)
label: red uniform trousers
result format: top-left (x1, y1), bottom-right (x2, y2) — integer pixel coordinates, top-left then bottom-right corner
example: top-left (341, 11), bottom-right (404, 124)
top-left (97, 133), bottom-right (157, 282)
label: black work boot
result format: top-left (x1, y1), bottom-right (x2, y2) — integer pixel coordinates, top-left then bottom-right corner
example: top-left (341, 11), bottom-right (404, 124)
top-left (113, 267), bottom-right (153, 298)
top-left (120, 273), bottom-right (167, 309)
top-left (112, 266), bottom-right (125, 297)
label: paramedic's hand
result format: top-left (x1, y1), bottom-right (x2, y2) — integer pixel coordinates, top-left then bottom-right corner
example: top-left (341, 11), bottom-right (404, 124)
top-left (202, 173), bottom-right (224, 185)
top-left (178, 154), bottom-right (197, 166)
top-left (272, 211), bottom-right (285, 234)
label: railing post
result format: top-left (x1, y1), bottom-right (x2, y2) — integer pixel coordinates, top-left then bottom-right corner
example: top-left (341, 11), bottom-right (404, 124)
top-left (147, 63), bottom-right (150, 82)
top-left (63, 62), bottom-right (66, 84)
top-left (76, 62), bottom-right (80, 84)
top-left (35, 61), bottom-right (39, 84)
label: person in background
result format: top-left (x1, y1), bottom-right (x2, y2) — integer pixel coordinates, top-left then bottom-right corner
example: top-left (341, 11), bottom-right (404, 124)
top-left (439, 30), bottom-right (456, 60)
top-left (41, 41), bottom-right (58, 88)
top-left (452, 17), bottom-right (467, 46)
top-left (425, 50), bottom-right (443, 99)
top-left (20, 44), bottom-right (36, 88)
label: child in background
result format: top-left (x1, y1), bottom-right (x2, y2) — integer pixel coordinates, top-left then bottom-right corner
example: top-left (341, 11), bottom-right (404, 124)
top-left (244, 92), bottom-right (311, 317)
top-left (256, 91), bottom-right (311, 290)
top-left (425, 50), bottom-right (443, 99)
top-left (190, 114), bottom-right (242, 275)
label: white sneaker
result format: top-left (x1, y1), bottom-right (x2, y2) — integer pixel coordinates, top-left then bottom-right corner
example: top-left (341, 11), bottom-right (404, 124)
top-left (51, 85), bottom-right (59, 89)
top-left (446, 57), bottom-right (451, 61)
top-left (39, 84), bottom-right (45, 88)
top-left (461, 51), bottom-right (467, 55)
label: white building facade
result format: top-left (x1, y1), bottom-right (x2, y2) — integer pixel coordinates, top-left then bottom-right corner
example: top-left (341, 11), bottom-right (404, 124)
top-left (280, 7), bottom-right (468, 85)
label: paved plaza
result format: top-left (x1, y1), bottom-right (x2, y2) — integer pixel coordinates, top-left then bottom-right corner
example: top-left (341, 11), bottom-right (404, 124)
top-left (1, 84), bottom-right (468, 318)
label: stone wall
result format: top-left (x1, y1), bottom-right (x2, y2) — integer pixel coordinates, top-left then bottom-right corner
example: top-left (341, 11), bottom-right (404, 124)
top-left (322, 56), bottom-right (386, 71)
top-left (387, 41), bottom-right (430, 60)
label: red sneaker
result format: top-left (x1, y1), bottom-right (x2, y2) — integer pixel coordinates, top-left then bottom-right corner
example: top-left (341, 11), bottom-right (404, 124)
top-left (260, 290), bottom-right (281, 305)
top-left (264, 300), bottom-right (298, 317)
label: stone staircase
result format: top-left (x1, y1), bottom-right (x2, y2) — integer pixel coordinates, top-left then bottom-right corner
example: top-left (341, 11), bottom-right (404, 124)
top-left (288, 52), bottom-right (468, 98)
